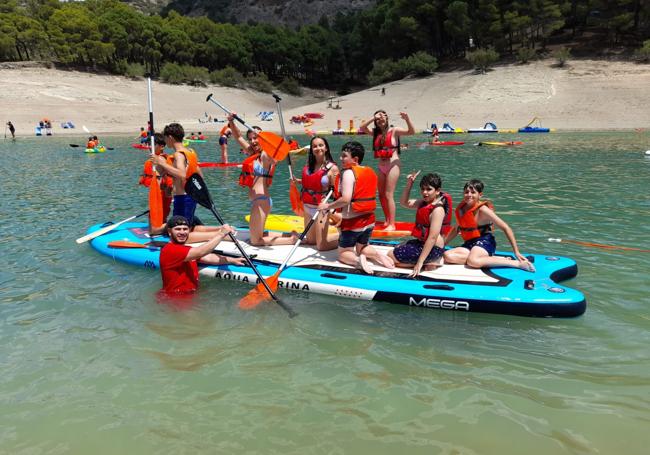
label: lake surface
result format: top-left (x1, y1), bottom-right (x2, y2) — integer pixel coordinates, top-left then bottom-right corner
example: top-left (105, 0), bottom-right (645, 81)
top-left (1, 132), bottom-right (649, 454)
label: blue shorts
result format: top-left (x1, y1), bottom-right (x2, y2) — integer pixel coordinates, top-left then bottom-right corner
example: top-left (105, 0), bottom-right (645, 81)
top-left (393, 239), bottom-right (444, 264)
top-left (462, 233), bottom-right (496, 256)
top-left (173, 194), bottom-right (201, 226)
top-left (219, 136), bottom-right (228, 146)
top-left (339, 226), bottom-right (373, 248)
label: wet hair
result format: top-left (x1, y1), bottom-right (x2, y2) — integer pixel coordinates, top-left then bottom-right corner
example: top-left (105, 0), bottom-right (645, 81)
top-left (308, 136), bottom-right (335, 173)
top-left (163, 123), bottom-right (185, 142)
top-left (463, 179), bottom-right (484, 193)
top-left (166, 215), bottom-right (189, 229)
top-left (153, 132), bottom-right (166, 147)
top-left (420, 173), bottom-right (442, 190)
top-left (341, 141), bottom-right (365, 164)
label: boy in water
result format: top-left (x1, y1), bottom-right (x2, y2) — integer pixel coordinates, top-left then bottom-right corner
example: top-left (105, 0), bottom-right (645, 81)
top-left (444, 179), bottom-right (535, 272)
top-left (317, 141), bottom-right (394, 274)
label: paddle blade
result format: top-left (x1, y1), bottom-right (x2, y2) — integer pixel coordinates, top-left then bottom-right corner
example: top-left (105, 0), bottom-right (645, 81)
top-left (185, 173), bottom-right (214, 210)
top-left (149, 174), bottom-right (163, 228)
top-left (69, 144), bottom-right (81, 148)
top-left (239, 273), bottom-right (280, 309)
top-left (108, 241), bottom-right (149, 249)
top-left (289, 181), bottom-right (304, 217)
top-left (257, 132), bottom-right (289, 161)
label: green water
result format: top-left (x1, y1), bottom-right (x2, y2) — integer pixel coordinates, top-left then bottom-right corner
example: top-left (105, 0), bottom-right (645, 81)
top-left (1, 132), bottom-right (649, 454)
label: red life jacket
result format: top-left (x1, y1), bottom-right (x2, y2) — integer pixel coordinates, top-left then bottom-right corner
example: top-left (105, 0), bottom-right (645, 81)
top-left (373, 129), bottom-right (400, 159)
top-left (239, 153), bottom-right (274, 188)
top-left (335, 164), bottom-right (377, 213)
top-left (456, 200), bottom-right (494, 241)
top-left (411, 192), bottom-right (453, 241)
top-left (301, 164), bottom-right (330, 205)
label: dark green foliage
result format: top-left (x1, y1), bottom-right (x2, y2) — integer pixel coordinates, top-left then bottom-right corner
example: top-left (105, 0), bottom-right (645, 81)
top-left (245, 72), bottom-right (274, 93)
top-left (634, 40), bottom-right (650, 62)
top-left (277, 77), bottom-right (303, 96)
top-left (2, 0), bottom-right (648, 88)
top-left (517, 47), bottom-right (537, 64)
top-left (553, 47), bottom-right (571, 67)
top-left (466, 48), bottom-right (500, 73)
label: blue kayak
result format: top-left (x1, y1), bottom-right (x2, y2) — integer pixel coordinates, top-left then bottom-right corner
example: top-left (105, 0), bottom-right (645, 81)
top-left (84, 222), bottom-right (586, 318)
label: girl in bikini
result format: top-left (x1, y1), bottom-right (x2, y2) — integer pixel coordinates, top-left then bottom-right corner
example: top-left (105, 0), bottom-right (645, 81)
top-left (228, 114), bottom-right (298, 246)
top-left (359, 110), bottom-right (415, 231)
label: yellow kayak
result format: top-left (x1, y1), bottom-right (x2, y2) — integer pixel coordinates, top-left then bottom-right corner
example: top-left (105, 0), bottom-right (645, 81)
top-left (244, 214), bottom-right (413, 238)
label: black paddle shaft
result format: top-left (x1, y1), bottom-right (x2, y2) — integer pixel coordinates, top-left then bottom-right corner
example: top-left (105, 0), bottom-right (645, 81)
top-left (185, 173), bottom-right (297, 318)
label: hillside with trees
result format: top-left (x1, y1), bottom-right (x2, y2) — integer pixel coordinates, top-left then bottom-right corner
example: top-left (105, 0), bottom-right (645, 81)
top-left (1, 0), bottom-right (648, 92)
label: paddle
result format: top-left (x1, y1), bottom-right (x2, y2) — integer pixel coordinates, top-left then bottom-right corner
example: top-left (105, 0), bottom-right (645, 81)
top-left (205, 94), bottom-right (290, 161)
top-left (240, 190), bottom-right (333, 309)
top-left (548, 238), bottom-right (650, 253)
top-left (184, 173), bottom-right (297, 318)
top-left (108, 240), bottom-right (159, 249)
top-left (147, 77), bottom-right (164, 229)
top-left (76, 210), bottom-right (149, 244)
top-left (272, 93), bottom-right (304, 217)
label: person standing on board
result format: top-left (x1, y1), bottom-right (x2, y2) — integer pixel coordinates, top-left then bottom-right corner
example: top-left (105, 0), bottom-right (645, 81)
top-left (317, 141), bottom-right (394, 274)
top-left (218, 126), bottom-right (231, 163)
top-left (228, 113), bottom-right (299, 246)
top-left (359, 110), bottom-right (415, 231)
top-left (7, 121), bottom-right (15, 139)
top-left (151, 123), bottom-right (222, 241)
top-left (159, 216), bottom-right (245, 296)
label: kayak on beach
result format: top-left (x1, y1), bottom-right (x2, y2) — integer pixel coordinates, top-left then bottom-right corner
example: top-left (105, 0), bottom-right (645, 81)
top-left (84, 221), bottom-right (586, 318)
top-left (244, 214), bottom-right (413, 238)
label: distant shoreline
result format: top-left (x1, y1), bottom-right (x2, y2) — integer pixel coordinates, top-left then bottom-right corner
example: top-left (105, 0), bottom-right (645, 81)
top-left (2, 58), bottom-right (650, 138)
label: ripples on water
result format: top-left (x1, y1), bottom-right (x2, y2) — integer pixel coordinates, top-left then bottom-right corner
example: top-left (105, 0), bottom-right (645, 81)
top-left (0, 133), bottom-right (649, 454)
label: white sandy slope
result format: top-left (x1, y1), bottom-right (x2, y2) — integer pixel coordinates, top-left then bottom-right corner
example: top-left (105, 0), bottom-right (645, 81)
top-left (1, 59), bottom-right (649, 138)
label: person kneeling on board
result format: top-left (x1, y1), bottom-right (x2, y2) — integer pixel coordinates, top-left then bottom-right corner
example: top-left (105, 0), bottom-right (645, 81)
top-left (317, 141), bottom-right (394, 274)
top-left (160, 216), bottom-right (246, 295)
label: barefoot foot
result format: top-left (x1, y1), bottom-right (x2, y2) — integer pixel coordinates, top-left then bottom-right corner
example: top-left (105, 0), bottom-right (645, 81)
top-left (359, 254), bottom-right (374, 275)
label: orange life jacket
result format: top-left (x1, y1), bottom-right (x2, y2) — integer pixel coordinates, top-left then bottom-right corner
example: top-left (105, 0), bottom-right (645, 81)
top-left (335, 164), bottom-right (377, 213)
top-left (373, 129), bottom-right (400, 159)
top-left (140, 131), bottom-right (148, 138)
top-left (239, 153), bottom-right (274, 188)
top-left (177, 149), bottom-right (199, 179)
top-left (139, 156), bottom-right (173, 189)
top-left (455, 200), bottom-right (494, 241)
top-left (86, 140), bottom-right (96, 148)
top-left (411, 192), bottom-right (453, 241)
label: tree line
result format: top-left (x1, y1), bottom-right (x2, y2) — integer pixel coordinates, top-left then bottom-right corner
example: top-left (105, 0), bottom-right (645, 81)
top-left (1, 0), bottom-right (648, 90)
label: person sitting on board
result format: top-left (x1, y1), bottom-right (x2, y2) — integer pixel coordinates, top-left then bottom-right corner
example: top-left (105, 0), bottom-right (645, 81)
top-left (138, 127), bottom-right (149, 144)
top-left (444, 179), bottom-right (535, 272)
top-left (151, 123), bottom-right (223, 241)
top-left (159, 216), bottom-right (246, 296)
top-left (139, 133), bottom-right (173, 223)
top-left (228, 113), bottom-right (299, 246)
top-left (317, 141), bottom-right (394, 274)
top-left (218, 126), bottom-right (231, 164)
top-left (92, 135), bottom-right (100, 147)
top-left (197, 132), bottom-right (205, 140)
top-left (294, 135), bottom-right (339, 251)
top-left (358, 110), bottom-right (415, 232)
top-left (387, 172), bottom-right (452, 276)
top-left (86, 136), bottom-right (96, 149)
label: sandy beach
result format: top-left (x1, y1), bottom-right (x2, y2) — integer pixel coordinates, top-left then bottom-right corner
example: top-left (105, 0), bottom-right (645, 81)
top-left (2, 59), bottom-right (649, 137)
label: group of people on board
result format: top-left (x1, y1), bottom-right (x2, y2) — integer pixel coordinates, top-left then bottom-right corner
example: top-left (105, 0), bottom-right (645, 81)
top-left (86, 135), bottom-right (101, 149)
top-left (141, 110), bottom-right (533, 296)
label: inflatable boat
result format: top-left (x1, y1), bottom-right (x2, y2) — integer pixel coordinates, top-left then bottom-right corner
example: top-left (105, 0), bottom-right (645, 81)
top-left (84, 222), bottom-right (586, 318)
top-left (468, 122), bottom-right (498, 133)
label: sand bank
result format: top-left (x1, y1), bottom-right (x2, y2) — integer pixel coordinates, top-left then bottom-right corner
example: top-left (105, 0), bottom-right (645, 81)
top-left (1, 59), bottom-right (649, 138)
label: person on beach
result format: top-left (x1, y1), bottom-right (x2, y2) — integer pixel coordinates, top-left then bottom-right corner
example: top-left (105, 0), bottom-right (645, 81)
top-left (444, 179), bottom-right (535, 272)
top-left (139, 133), bottom-right (173, 222)
top-left (159, 216), bottom-right (245, 295)
top-left (294, 135), bottom-right (339, 250)
top-left (7, 121), bottom-right (15, 139)
top-left (359, 110), bottom-right (415, 231)
top-left (228, 113), bottom-right (299, 246)
top-left (387, 172), bottom-right (452, 276)
top-left (218, 126), bottom-right (231, 163)
top-left (151, 123), bottom-right (222, 241)
top-left (317, 141), bottom-right (394, 274)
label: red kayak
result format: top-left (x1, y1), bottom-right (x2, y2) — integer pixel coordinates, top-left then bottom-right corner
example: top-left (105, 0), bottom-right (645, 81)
top-left (416, 141), bottom-right (465, 147)
top-left (199, 162), bottom-right (242, 168)
top-left (131, 143), bottom-right (149, 150)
